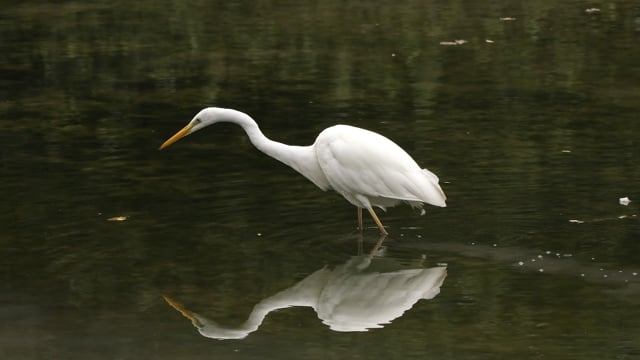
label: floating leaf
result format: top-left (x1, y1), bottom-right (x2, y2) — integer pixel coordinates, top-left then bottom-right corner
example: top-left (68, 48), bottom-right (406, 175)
top-left (440, 39), bottom-right (467, 46)
top-left (107, 216), bottom-right (128, 221)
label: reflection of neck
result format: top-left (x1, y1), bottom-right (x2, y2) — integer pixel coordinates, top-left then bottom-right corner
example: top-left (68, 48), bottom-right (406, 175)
top-left (197, 268), bottom-right (331, 340)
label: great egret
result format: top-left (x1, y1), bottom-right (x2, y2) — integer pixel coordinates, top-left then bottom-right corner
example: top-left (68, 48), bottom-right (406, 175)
top-left (160, 107), bottom-right (446, 234)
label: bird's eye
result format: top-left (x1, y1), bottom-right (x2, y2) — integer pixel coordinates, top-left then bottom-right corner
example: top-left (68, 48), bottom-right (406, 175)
top-left (193, 118), bottom-right (201, 125)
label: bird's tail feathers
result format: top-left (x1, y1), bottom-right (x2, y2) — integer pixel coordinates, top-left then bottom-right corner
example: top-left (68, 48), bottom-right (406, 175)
top-left (421, 168), bottom-right (447, 207)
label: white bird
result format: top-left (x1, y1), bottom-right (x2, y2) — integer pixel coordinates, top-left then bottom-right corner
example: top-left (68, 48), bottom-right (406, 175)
top-left (160, 107), bottom-right (446, 234)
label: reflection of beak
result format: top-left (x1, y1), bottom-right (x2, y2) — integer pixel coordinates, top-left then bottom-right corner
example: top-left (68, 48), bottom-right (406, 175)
top-left (163, 295), bottom-right (201, 327)
top-left (159, 123), bottom-right (193, 150)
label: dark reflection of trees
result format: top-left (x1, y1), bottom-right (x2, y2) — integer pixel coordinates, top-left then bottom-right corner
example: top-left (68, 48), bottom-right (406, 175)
top-left (0, 2), bottom-right (639, 354)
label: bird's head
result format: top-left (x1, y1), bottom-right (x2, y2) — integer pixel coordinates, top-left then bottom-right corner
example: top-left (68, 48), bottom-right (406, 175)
top-left (159, 107), bottom-right (229, 150)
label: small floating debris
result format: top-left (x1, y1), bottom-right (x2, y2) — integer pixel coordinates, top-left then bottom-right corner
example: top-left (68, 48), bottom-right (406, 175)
top-left (518, 261), bottom-right (524, 266)
top-left (107, 216), bottom-right (127, 222)
top-left (561, 149), bottom-right (572, 153)
top-left (585, 8), bottom-right (601, 14)
top-left (569, 219), bottom-right (584, 224)
top-left (619, 197), bottom-right (631, 206)
top-left (538, 269), bottom-right (544, 273)
top-left (499, 17), bottom-right (516, 21)
top-left (440, 39), bottom-right (467, 46)
top-left (485, 39), bottom-right (494, 43)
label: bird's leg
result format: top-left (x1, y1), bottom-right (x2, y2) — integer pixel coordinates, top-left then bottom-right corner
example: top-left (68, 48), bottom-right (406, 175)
top-left (357, 207), bottom-right (363, 232)
top-left (367, 207), bottom-right (388, 235)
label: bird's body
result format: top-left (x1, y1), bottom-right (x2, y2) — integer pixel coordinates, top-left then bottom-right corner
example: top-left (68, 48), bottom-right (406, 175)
top-left (160, 107), bottom-right (446, 233)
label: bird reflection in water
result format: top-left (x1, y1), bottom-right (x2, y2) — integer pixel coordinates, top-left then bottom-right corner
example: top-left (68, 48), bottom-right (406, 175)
top-left (164, 235), bottom-right (447, 339)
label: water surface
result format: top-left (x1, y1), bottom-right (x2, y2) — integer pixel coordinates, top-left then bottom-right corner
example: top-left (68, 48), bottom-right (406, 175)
top-left (1, 0), bottom-right (639, 359)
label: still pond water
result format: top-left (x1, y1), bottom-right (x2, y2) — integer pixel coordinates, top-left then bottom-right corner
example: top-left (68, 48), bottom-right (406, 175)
top-left (1, 0), bottom-right (640, 359)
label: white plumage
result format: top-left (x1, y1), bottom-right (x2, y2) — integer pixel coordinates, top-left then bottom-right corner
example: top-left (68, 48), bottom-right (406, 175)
top-left (160, 107), bottom-right (446, 233)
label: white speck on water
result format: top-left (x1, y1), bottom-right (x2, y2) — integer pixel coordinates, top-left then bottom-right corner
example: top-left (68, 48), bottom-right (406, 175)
top-left (563, 254), bottom-right (573, 257)
top-left (531, 259), bottom-right (537, 262)
top-left (518, 261), bottom-right (524, 266)
top-left (537, 255), bottom-right (543, 259)
top-left (539, 268), bottom-right (544, 273)
top-left (569, 219), bottom-right (584, 224)
top-left (580, 273), bottom-right (585, 277)
top-left (603, 274), bottom-right (608, 278)
top-left (546, 251), bottom-right (551, 255)
top-left (633, 272), bottom-right (638, 276)
top-left (257, 233), bottom-right (262, 236)
top-left (493, 244), bottom-right (497, 247)
top-left (619, 197), bottom-right (631, 206)
top-left (416, 234), bottom-right (422, 238)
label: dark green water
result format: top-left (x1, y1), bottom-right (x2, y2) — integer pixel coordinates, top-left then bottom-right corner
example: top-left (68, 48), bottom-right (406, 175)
top-left (2, 0), bottom-right (639, 359)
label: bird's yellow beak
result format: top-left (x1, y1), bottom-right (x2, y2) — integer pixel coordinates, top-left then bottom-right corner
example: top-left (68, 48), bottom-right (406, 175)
top-left (159, 123), bottom-right (194, 150)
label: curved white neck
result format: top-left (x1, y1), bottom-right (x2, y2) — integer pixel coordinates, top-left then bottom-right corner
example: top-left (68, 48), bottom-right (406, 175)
top-left (221, 110), bottom-right (330, 191)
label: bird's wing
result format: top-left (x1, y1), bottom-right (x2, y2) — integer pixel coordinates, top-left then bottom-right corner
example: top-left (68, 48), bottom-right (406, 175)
top-left (314, 125), bottom-right (446, 208)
